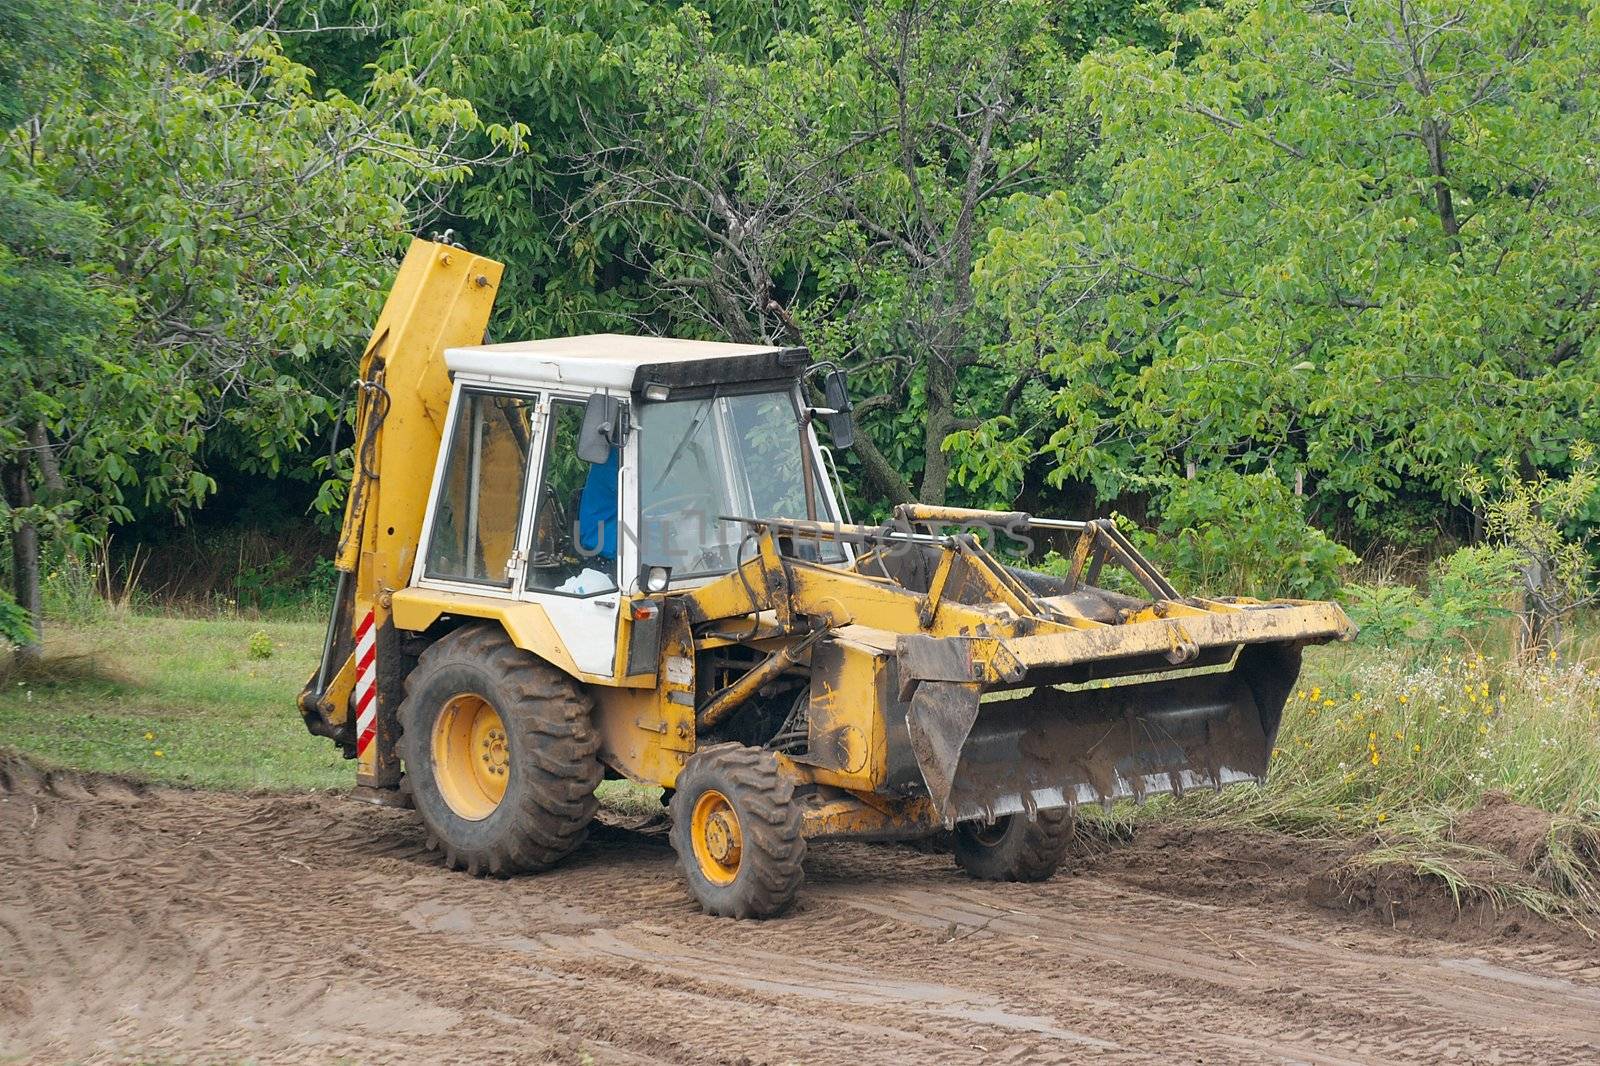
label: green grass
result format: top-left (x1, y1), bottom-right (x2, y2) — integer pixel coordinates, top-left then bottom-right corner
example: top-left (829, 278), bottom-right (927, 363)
top-left (0, 614), bottom-right (347, 790)
top-left (1139, 639), bottom-right (1600, 926)
top-left (1, 612), bottom-right (668, 812)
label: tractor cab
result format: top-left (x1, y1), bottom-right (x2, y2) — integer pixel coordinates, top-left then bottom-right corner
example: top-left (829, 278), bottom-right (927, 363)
top-left (409, 334), bottom-right (850, 676)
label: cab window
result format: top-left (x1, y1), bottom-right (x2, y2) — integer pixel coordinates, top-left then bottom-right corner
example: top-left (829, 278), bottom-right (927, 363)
top-left (424, 391), bottom-right (535, 586)
top-left (526, 399), bottom-right (620, 596)
top-left (638, 389), bottom-right (842, 577)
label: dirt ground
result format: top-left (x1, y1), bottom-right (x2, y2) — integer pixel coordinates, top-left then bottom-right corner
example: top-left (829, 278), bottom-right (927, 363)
top-left (4, 758), bottom-right (1600, 1065)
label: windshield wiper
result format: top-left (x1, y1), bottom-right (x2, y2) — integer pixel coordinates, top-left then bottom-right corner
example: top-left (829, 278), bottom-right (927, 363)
top-left (652, 396), bottom-right (716, 491)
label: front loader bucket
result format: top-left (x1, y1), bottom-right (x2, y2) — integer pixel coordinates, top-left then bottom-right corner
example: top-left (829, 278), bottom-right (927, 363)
top-left (905, 641), bottom-right (1303, 825)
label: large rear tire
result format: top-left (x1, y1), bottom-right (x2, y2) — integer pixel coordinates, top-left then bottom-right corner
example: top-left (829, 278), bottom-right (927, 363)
top-left (953, 810), bottom-right (1073, 882)
top-left (669, 744), bottom-right (805, 918)
top-left (398, 624), bottom-right (601, 877)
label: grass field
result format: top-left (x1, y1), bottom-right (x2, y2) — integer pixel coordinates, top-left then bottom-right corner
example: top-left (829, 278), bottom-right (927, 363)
top-left (0, 612), bottom-right (660, 812)
top-left (0, 615), bottom-right (344, 790)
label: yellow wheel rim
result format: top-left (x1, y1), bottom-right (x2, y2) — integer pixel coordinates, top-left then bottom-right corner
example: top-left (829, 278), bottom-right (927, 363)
top-left (690, 788), bottom-right (743, 885)
top-left (431, 693), bottom-right (509, 821)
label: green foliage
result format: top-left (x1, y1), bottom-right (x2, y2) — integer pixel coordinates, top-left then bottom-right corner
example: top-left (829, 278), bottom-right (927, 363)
top-left (10, 0), bottom-right (1600, 620)
top-left (234, 553), bottom-right (336, 616)
top-left (1340, 583), bottom-right (1422, 647)
top-left (0, 0), bottom-right (108, 128)
top-left (1139, 470), bottom-right (1355, 599)
top-left (980, 0), bottom-right (1600, 526)
top-left (2, 0), bottom-right (508, 636)
top-left (247, 630), bottom-right (275, 660)
top-left (0, 588), bottom-right (32, 648)
top-left (1465, 443), bottom-right (1600, 641)
top-left (1344, 545), bottom-right (1523, 654)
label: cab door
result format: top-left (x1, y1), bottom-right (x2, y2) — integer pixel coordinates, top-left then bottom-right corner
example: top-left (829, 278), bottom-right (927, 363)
top-left (518, 393), bottom-right (624, 677)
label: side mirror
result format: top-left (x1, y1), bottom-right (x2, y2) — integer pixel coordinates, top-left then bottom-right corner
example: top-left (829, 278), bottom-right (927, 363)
top-left (821, 369), bottom-right (855, 450)
top-left (578, 393), bottom-right (626, 464)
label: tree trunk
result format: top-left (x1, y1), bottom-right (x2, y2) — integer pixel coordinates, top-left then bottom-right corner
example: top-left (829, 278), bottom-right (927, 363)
top-left (2, 462), bottom-right (43, 662)
top-left (917, 358), bottom-right (957, 504)
top-left (850, 431), bottom-right (916, 507)
top-left (1519, 558), bottom-right (1558, 660)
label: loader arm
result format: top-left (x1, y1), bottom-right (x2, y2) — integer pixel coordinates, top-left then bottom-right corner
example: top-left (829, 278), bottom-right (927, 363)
top-left (678, 513), bottom-right (1353, 823)
top-left (298, 239), bottom-right (503, 789)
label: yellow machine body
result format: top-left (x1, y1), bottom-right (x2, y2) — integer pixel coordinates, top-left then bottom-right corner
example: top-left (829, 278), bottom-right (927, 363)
top-left (300, 237), bottom-right (1353, 843)
top-left (298, 239), bottom-right (502, 789)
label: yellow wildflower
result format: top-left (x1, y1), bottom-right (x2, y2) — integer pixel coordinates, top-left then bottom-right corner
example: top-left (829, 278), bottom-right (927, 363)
top-left (144, 731), bottom-right (155, 741)
top-left (153, 750), bottom-right (165, 758)
top-left (1398, 694), bottom-right (1409, 705)
top-left (1377, 812), bottom-right (1388, 824)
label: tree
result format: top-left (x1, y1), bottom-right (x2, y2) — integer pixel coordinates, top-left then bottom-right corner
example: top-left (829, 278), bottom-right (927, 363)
top-left (1, 0), bottom-right (512, 653)
top-left (583, 0), bottom-right (1154, 508)
top-left (0, 0), bottom-right (123, 660)
top-left (1464, 444), bottom-right (1600, 655)
top-left (978, 0), bottom-right (1600, 535)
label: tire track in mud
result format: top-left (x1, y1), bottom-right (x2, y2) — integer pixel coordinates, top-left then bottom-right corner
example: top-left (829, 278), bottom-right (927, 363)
top-left (3, 762), bottom-right (1598, 1065)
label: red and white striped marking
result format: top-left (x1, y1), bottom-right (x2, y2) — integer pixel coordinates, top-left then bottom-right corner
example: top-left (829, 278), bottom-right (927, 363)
top-left (354, 610), bottom-right (378, 756)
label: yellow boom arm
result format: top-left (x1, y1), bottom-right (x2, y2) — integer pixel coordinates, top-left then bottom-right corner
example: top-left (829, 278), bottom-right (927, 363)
top-left (299, 239), bottom-right (503, 788)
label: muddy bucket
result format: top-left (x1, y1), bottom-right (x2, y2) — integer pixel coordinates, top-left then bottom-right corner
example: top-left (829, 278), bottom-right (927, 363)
top-left (904, 642), bottom-right (1303, 825)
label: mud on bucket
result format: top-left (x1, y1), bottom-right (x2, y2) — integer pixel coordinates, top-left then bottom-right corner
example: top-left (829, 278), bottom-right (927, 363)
top-left (905, 642), bottom-right (1302, 825)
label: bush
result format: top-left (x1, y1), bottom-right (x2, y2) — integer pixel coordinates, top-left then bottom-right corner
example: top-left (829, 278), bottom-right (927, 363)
top-left (0, 589), bottom-right (33, 649)
top-left (247, 630), bottom-right (274, 660)
top-left (1141, 471), bottom-right (1355, 599)
top-left (1344, 546), bottom-right (1522, 656)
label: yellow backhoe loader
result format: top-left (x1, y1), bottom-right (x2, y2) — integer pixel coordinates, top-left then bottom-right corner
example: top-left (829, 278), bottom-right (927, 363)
top-left (298, 237), bottom-right (1354, 917)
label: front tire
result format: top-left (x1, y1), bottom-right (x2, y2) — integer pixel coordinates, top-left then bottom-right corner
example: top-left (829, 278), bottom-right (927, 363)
top-left (669, 744), bottom-right (805, 918)
top-left (398, 625), bottom-right (601, 877)
top-left (953, 810), bottom-right (1074, 882)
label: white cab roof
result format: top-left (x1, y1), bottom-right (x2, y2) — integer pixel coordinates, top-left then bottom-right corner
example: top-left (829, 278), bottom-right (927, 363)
top-left (445, 333), bottom-right (785, 390)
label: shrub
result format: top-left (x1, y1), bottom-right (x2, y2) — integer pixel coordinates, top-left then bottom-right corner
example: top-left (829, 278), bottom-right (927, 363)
top-left (1141, 470), bottom-right (1355, 599)
top-left (1344, 546), bottom-right (1522, 656)
top-left (1464, 445), bottom-right (1599, 654)
top-left (0, 589), bottom-right (33, 649)
top-left (247, 630), bottom-right (274, 660)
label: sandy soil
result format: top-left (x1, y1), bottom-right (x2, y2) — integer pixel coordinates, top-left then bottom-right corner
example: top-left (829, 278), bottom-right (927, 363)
top-left (3, 757), bottom-right (1599, 1065)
